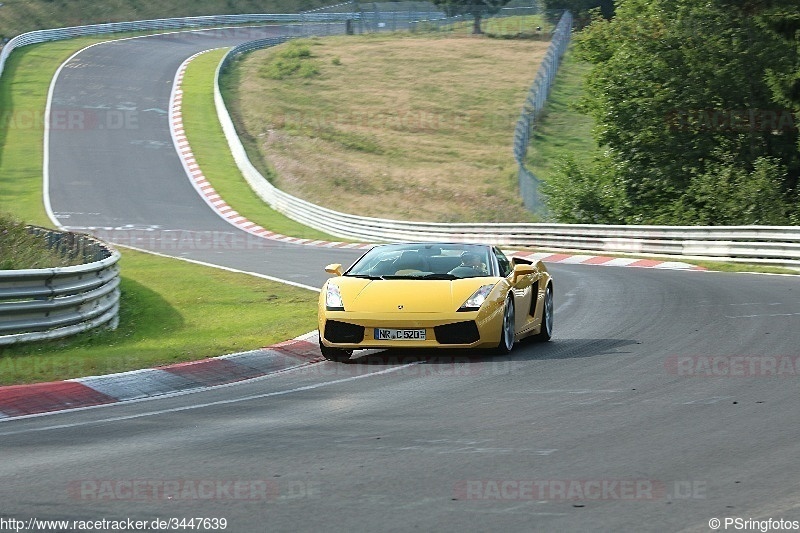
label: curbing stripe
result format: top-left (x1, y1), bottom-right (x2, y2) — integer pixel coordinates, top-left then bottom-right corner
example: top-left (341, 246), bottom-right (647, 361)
top-left (0, 337), bottom-right (323, 419)
top-left (74, 369), bottom-right (199, 402)
top-left (583, 256), bottom-right (615, 265)
top-left (628, 259), bottom-right (665, 268)
top-left (599, 257), bottom-right (640, 267)
top-left (508, 251), bottom-right (704, 271)
top-left (160, 358), bottom-right (269, 387)
top-left (556, 254), bottom-right (597, 264)
top-left (0, 381), bottom-right (117, 418)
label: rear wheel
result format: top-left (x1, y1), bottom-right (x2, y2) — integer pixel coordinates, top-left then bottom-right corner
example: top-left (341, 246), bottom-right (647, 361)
top-left (534, 285), bottom-right (553, 342)
top-left (318, 337), bottom-right (353, 362)
top-left (495, 295), bottom-right (515, 354)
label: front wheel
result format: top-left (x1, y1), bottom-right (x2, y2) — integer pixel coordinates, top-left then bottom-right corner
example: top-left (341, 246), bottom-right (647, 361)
top-left (495, 295), bottom-right (515, 354)
top-left (318, 338), bottom-right (352, 362)
top-left (533, 285), bottom-right (553, 342)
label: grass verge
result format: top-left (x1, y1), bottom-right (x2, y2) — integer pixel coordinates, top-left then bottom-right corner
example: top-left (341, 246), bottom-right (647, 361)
top-left (526, 47), bottom-right (596, 182)
top-left (181, 48), bottom-right (337, 240)
top-left (0, 38), bottom-right (322, 385)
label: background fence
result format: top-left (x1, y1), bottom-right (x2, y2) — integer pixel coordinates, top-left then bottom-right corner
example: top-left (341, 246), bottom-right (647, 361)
top-left (0, 229), bottom-right (121, 346)
top-left (514, 10), bottom-right (572, 214)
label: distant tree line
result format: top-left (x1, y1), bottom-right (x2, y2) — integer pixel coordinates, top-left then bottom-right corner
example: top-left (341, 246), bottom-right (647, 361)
top-left (543, 0), bottom-right (800, 225)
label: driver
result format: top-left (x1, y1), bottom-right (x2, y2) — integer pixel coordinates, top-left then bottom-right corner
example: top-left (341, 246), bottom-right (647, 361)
top-left (449, 252), bottom-right (488, 276)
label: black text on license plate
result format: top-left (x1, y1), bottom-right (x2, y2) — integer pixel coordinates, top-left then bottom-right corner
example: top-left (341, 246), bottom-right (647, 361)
top-left (374, 328), bottom-right (426, 341)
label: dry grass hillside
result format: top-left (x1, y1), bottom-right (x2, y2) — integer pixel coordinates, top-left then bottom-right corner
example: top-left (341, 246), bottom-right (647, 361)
top-left (226, 34), bottom-right (547, 222)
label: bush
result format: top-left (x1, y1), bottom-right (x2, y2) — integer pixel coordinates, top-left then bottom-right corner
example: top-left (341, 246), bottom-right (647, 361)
top-left (673, 157), bottom-right (794, 225)
top-left (259, 41), bottom-right (321, 80)
top-left (542, 156), bottom-right (629, 224)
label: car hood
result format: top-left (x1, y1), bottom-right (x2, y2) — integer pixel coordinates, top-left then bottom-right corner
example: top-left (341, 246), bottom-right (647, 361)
top-left (335, 277), bottom-right (499, 313)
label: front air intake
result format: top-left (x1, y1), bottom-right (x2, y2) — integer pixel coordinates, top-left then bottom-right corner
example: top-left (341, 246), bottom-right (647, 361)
top-left (434, 321), bottom-right (480, 344)
top-left (324, 320), bottom-right (365, 343)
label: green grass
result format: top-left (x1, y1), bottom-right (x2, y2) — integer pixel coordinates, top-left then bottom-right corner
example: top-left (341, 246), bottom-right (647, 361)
top-left (181, 49), bottom-right (338, 240)
top-left (0, 38), bottom-right (324, 385)
top-left (526, 47), bottom-right (597, 182)
top-left (688, 261), bottom-right (797, 275)
top-left (421, 14), bottom-right (552, 39)
top-left (0, 249), bottom-right (319, 385)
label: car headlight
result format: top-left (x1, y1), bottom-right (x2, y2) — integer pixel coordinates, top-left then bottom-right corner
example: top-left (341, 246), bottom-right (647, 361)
top-left (325, 283), bottom-right (345, 311)
top-left (458, 284), bottom-right (495, 312)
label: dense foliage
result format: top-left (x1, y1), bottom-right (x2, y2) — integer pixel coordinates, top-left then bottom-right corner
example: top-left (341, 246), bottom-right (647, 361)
top-left (541, 0), bottom-right (615, 25)
top-left (544, 0), bottom-right (800, 225)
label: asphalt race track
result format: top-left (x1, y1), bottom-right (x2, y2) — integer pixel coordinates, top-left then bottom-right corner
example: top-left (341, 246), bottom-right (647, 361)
top-left (46, 26), bottom-right (360, 288)
top-left (2, 27), bottom-right (800, 532)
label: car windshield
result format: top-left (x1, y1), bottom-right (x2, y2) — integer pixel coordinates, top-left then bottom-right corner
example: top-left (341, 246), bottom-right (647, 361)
top-left (346, 243), bottom-right (493, 279)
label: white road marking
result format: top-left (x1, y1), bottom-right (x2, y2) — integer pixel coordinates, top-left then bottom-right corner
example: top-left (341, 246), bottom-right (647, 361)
top-left (725, 312), bottom-right (800, 319)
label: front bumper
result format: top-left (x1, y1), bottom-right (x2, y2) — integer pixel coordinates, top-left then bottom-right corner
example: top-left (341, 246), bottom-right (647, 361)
top-left (318, 308), bottom-right (504, 350)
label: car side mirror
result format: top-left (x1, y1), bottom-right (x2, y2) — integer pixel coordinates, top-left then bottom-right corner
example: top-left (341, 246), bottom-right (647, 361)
top-left (324, 264), bottom-right (343, 276)
top-left (511, 263), bottom-right (536, 285)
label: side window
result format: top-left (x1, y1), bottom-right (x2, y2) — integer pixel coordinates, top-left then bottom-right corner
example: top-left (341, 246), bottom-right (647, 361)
top-left (494, 248), bottom-right (512, 277)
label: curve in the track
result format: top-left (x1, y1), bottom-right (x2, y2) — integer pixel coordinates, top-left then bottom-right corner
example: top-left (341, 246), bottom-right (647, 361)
top-left (46, 26), bottom-right (365, 288)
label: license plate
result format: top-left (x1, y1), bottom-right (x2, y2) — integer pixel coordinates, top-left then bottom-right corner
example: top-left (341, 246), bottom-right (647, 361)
top-left (374, 328), bottom-right (426, 341)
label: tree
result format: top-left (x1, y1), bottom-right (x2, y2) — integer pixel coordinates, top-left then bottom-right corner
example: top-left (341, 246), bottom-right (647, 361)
top-left (431, 0), bottom-right (513, 34)
top-left (562, 0), bottom-right (800, 224)
top-left (756, 0), bottom-right (800, 151)
top-left (541, 0), bottom-right (615, 27)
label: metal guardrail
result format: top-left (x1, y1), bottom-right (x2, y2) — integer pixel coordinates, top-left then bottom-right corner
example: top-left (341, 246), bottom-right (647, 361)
top-left (514, 10), bottom-right (572, 214)
top-left (214, 39), bottom-right (800, 267)
top-left (0, 12), bottom-right (356, 81)
top-left (0, 229), bottom-right (121, 346)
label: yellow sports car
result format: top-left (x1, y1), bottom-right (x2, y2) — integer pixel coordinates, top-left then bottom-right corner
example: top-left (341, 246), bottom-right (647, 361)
top-left (318, 242), bottom-right (554, 362)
